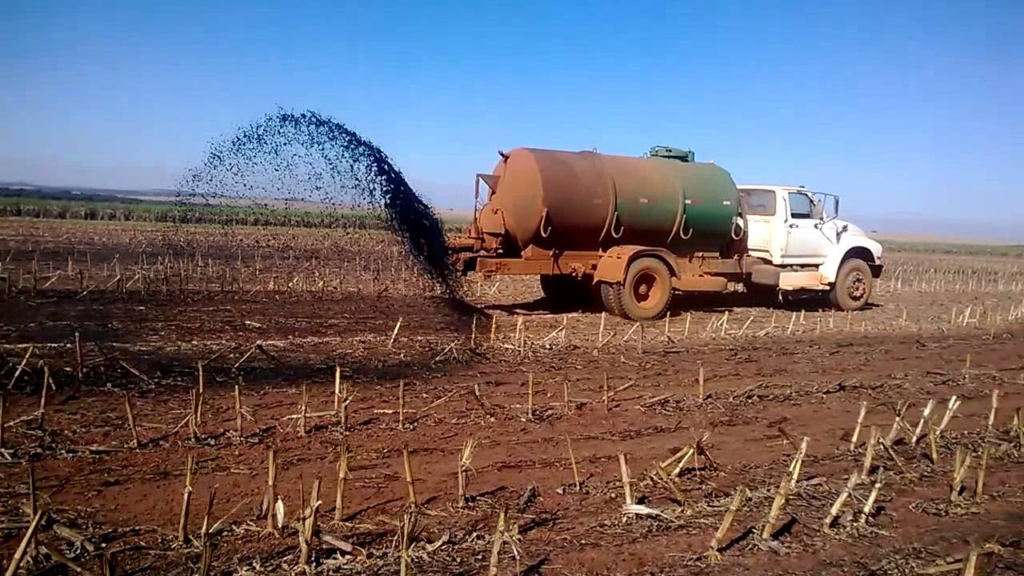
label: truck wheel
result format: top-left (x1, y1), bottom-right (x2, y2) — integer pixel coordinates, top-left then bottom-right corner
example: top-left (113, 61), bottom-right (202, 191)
top-left (599, 282), bottom-right (626, 318)
top-left (540, 275), bottom-right (585, 308)
top-left (618, 257), bottom-right (673, 321)
top-left (830, 258), bottom-right (872, 311)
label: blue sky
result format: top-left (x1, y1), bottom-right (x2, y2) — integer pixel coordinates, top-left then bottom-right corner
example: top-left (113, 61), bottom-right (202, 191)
top-left (2, 1), bottom-right (1022, 240)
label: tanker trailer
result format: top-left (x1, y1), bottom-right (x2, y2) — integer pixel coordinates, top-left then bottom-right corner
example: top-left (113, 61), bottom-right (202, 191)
top-left (450, 146), bottom-right (752, 320)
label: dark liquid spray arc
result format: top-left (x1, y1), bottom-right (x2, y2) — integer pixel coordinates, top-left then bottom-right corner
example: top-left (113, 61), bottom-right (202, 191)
top-left (177, 109), bottom-right (460, 296)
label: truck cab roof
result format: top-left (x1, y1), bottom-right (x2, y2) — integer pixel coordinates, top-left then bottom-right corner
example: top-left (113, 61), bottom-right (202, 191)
top-left (737, 185), bottom-right (814, 193)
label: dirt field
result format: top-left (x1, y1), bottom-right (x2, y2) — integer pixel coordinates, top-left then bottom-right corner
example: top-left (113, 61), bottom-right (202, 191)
top-left (1, 219), bottom-right (1023, 575)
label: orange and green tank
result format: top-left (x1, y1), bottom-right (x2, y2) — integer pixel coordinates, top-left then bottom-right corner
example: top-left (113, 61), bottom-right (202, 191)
top-left (474, 146), bottom-right (742, 255)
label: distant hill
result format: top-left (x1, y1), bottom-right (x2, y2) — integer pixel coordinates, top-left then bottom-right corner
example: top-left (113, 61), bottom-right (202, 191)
top-left (0, 181), bottom-right (178, 199)
top-left (0, 186), bottom-right (166, 205)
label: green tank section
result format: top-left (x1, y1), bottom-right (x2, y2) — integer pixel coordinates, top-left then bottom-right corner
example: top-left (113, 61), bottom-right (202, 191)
top-left (479, 146), bottom-right (741, 255)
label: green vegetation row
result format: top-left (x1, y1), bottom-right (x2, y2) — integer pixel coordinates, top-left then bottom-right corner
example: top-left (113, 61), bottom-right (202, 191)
top-left (0, 196), bottom-right (468, 232)
top-left (880, 239), bottom-right (1024, 258)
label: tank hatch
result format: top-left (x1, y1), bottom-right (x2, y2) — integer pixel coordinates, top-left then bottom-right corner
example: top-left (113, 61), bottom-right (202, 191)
top-left (648, 146), bottom-right (695, 162)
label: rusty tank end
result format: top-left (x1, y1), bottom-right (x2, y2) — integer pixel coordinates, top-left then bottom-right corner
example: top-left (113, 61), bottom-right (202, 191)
top-left (457, 147), bottom-right (742, 258)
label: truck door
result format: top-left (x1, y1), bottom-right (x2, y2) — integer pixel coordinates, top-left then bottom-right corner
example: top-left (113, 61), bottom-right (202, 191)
top-left (781, 191), bottom-right (833, 264)
top-left (739, 188), bottom-right (784, 262)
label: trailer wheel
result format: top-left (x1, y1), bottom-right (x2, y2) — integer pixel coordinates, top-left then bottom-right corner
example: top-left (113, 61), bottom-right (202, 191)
top-left (830, 258), bottom-right (872, 311)
top-left (599, 282), bottom-right (626, 318)
top-left (619, 257), bottom-right (673, 321)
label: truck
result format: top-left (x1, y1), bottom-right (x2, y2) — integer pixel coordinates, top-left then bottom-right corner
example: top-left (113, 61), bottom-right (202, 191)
top-left (448, 146), bottom-right (883, 321)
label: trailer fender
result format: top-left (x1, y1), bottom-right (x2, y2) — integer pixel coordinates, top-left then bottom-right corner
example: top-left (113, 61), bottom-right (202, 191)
top-left (593, 246), bottom-right (679, 284)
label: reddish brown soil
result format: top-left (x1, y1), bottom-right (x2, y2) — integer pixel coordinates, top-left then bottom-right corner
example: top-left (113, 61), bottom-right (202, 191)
top-left (1, 220), bottom-right (1023, 575)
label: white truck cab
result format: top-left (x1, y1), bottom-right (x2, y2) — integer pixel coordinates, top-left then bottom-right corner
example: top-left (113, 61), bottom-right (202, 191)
top-left (738, 185), bottom-right (883, 310)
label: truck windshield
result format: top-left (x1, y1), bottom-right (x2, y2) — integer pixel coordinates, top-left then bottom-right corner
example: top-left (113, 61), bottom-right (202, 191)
top-left (789, 190), bottom-right (839, 221)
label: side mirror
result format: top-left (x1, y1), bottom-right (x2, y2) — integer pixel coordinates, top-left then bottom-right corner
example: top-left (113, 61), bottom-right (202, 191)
top-left (837, 223), bottom-right (849, 240)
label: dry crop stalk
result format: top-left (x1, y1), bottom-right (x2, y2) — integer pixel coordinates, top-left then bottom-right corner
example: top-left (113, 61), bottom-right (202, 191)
top-left (403, 448), bottom-right (417, 507)
top-left (0, 393), bottom-right (5, 449)
top-left (663, 445), bottom-right (696, 477)
top-left (334, 446), bottom-right (349, 522)
top-left (850, 401), bottom-right (867, 451)
top-left (962, 548), bottom-right (979, 576)
top-left (340, 380), bottom-right (350, 431)
top-left (334, 365), bottom-right (341, 413)
top-left (199, 487), bottom-right (217, 576)
top-left (124, 391), bottom-right (140, 448)
top-left (7, 345), bottom-right (33, 389)
top-left (822, 470), bottom-right (860, 532)
top-left (565, 434), bottom-right (581, 492)
top-left (911, 399), bottom-right (936, 446)
top-left (879, 437), bottom-right (910, 476)
top-left (886, 401), bottom-right (909, 444)
top-left (4, 510), bottom-right (44, 576)
top-left (398, 511), bottom-right (413, 576)
top-left (936, 396), bottom-right (962, 438)
top-left (471, 315), bottom-right (477, 348)
top-left (75, 331), bottom-right (83, 381)
top-left (618, 453), bottom-right (633, 506)
top-left (950, 448), bottom-right (972, 502)
top-left (38, 365), bottom-right (49, 429)
top-left (975, 443), bottom-right (989, 500)
top-left (490, 314), bottom-right (497, 344)
top-left (928, 421), bottom-right (939, 465)
top-left (861, 427), bottom-right (878, 478)
top-left (707, 486), bottom-right (747, 563)
top-left (234, 381), bottom-right (243, 436)
top-left (298, 477), bottom-right (321, 570)
top-left (299, 383), bottom-right (309, 436)
top-left (196, 361), bottom-right (204, 424)
top-left (515, 316), bottom-right (524, 351)
top-left (487, 508), bottom-right (507, 576)
top-left (739, 314), bottom-right (754, 336)
top-left (654, 462), bottom-right (685, 505)
top-left (858, 472), bottom-right (884, 525)
top-left (1016, 408), bottom-right (1023, 448)
top-left (388, 317), bottom-right (402, 349)
top-left (987, 389), bottom-right (998, 434)
top-left (698, 361), bottom-right (705, 401)
top-left (963, 353), bottom-right (971, 383)
top-left (188, 388), bottom-right (201, 441)
top-left (266, 449), bottom-right (278, 534)
top-left (458, 437), bottom-right (479, 506)
top-left (563, 381), bottom-right (571, 415)
top-left (178, 454), bottom-right (196, 545)
top-left (761, 437), bottom-right (807, 539)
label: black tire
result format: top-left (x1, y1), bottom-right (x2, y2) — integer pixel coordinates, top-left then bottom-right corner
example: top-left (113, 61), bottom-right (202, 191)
top-left (540, 275), bottom-right (588, 309)
top-left (618, 257), bottom-right (673, 321)
top-left (829, 258), bottom-right (872, 311)
top-left (599, 282), bottom-right (626, 318)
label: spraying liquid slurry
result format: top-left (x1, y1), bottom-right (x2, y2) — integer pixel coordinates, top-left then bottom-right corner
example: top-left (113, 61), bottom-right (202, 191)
top-left (177, 109), bottom-right (461, 296)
